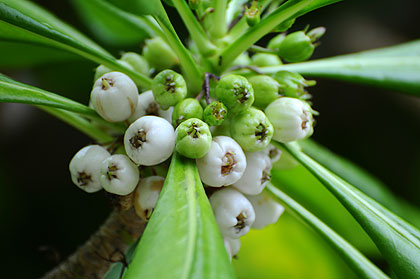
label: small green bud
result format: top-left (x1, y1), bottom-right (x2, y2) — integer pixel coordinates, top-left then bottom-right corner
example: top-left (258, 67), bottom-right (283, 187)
top-left (273, 71), bottom-right (315, 99)
top-left (203, 101), bottom-right (228, 126)
top-left (277, 31), bottom-right (314, 62)
top-left (245, 1), bottom-right (260, 27)
top-left (251, 53), bottom-right (282, 67)
top-left (121, 52), bottom-right (150, 76)
top-left (175, 118), bottom-right (212, 159)
top-left (93, 61), bottom-right (133, 82)
top-left (172, 98), bottom-right (203, 127)
top-left (273, 18), bottom-right (295, 32)
top-left (152, 70), bottom-right (187, 109)
top-left (143, 37), bottom-right (178, 70)
top-left (248, 75), bottom-right (281, 109)
top-left (215, 74), bottom-right (254, 114)
top-left (231, 107), bottom-right (273, 152)
top-left (267, 33), bottom-right (286, 50)
top-left (232, 52), bottom-right (251, 67)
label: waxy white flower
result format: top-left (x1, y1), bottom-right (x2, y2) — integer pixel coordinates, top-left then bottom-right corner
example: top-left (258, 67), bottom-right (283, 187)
top-left (91, 72), bottom-right (138, 122)
top-left (134, 176), bottom-right (164, 221)
top-left (210, 188), bottom-right (255, 239)
top-left (69, 145), bottom-right (110, 193)
top-left (265, 97), bottom-right (314, 142)
top-left (99, 154), bottom-right (139, 195)
top-left (264, 144), bottom-right (282, 164)
top-left (233, 151), bottom-right (272, 195)
top-left (128, 90), bottom-right (172, 123)
top-left (196, 136), bottom-right (246, 187)
top-left (124, 116), bottom-right (175, 166)
top-left (246, 193), bottom-right (284, 229)
top-left (224, 238), bottom-right (241, 261)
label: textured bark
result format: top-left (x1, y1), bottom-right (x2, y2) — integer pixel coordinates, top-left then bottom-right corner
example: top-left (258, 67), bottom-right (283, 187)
top-left (43, 208), bottom-right (146, 279)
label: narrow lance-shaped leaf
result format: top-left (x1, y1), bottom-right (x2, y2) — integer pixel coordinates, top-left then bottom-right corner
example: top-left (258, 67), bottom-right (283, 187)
top-left (110, 0), bottom-right (203, 92)
top-left (0, 74), bottom-right (126, 134)
top-left (260, 41), bottom-right (420, 96)
top-left (273, 141), bottom-right (420, 279)
top-left (299, 139), bottom-right (420, 241)
top-left (266, 184), bottom-right (390, 279)
top-left (124, 153), bottom-right (235, 279)
top-left (0, 1), bottom-right (152, 88)
top-left (0, 74), bottom-right (95, 116)
top-left (72, 0), bottom-right (158, 46)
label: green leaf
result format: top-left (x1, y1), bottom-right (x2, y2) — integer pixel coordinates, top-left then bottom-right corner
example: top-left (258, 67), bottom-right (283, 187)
top-left (219, 0), bottom-right (342, 71)
top-left (260, 41), bottom-right (420, 96)
top-left (110, 0), bottom-right (203, 92)
top-left (124, 153), bottom-right (235, 279)
top-left (0, 74), bottom-right (95, 116)
top-left (0, 1), bottom-right (152, 88)
top-left (298, 139), bottom-right (420, 241)
top-left (275, 141), bottom-right (420, 279)
top-left (71, 0), bottom-right (155, 47)
top-left (299, 139), bottom-right (402, 214)
top-left (267, 184), bottom-right (389, 279)
top-left (0, 41), bottom-right (80, 68)
top-left (271, 166), bottom-right (380, 255)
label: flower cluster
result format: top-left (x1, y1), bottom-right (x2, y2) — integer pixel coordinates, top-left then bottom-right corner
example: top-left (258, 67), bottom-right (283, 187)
top-left (69, 23), bottom-right (321, 259)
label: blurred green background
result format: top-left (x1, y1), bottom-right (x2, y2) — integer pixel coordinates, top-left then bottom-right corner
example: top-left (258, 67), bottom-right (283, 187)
top-left (0, 0), bottom-right (419, 278)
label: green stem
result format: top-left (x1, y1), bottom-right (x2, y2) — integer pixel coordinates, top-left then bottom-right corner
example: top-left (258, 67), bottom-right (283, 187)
top-left (209, 0), bottom-right (228, 39)
top-left (171, 0), bottom-right (217, 56)
top-left (266, 184), bottom-right (390, 279)
top-left (154, 13), bottom-right (203, 93)
top-left (218, 0), bottom-right (314, 71)
top-left (39, 106), bottom-right (114, 143)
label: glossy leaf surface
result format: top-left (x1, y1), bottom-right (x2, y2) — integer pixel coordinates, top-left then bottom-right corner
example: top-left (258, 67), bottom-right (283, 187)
top-left (124, 153), bottom-right (235, 279)
top-left (261, 40), bottom-right (420, 95)
top-left (0, 1), bottom-right (152, 88)
top-left (275, 142), bottom-right (420, 279)
top-left (267, 184), bottom-right (389, 279)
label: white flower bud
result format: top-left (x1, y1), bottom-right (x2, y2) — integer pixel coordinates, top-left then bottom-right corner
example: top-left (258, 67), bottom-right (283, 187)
top-left (128, 90), bottom-right (172, 123)
top-left (134, 176), bottom-right (164, 221)
top-left (233, 151), bottom-right (272, 195)
top-left (91, 72), bottom-right (138, 122)
top-left (100, 154), bottom-right (139, 195)
top-left (69, 145), bottom-right (110, 193)
top-left (224, 237), bottom-right (241, 261)
top-left (246, 193), bottom-right (284, 229)
top-left (196, 136), bottom-right (246, 187)
top-left (265, 97), bottom-right (314, 143)
top-left (93, 61), bottom-right (133, 82)
top-left (210, 188), bottom-right (255, 239)
top-left (124, 116), bottom-right (175, 166)
top-left (264, 144), bottom-right (282, 164)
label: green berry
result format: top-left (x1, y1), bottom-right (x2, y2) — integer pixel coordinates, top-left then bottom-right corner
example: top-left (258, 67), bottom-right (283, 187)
top-left (152, 70), bottom-right (187, 109)
top-left (175, 118), bottom-right (212, 159)
top-left (277, 31), bottom-right (314, 62)
top-left (251, 53), bottom-right (282, 67)
top-left (248, 75), bottom-right (281, 109)
top-left (215, 74), bottom-right (254, 115)
top-left (143, 37), bottom-right (178, 70)
top-left (232, 52), bottom-right (251, 67)
top-left (230, 107), bottom-right (273, 152)
top-left (267, 33), bottom-right (286, 50)
top-left (172, 98), bottom-right (203, 127)
top-left (203, 101), bottom-right (228, 126)
top-left (121, 52), bottom-right (150, 76)
top-left (245, 1), bottom-right (260, 27)
top-left (273, 71), bottom-right (315, 99)
top-left (93, 61), bottom-right (133, 82)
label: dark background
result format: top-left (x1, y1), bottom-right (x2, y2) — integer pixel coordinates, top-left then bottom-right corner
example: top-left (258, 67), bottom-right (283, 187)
top-left (0, 0), bottom-right (419, 277)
